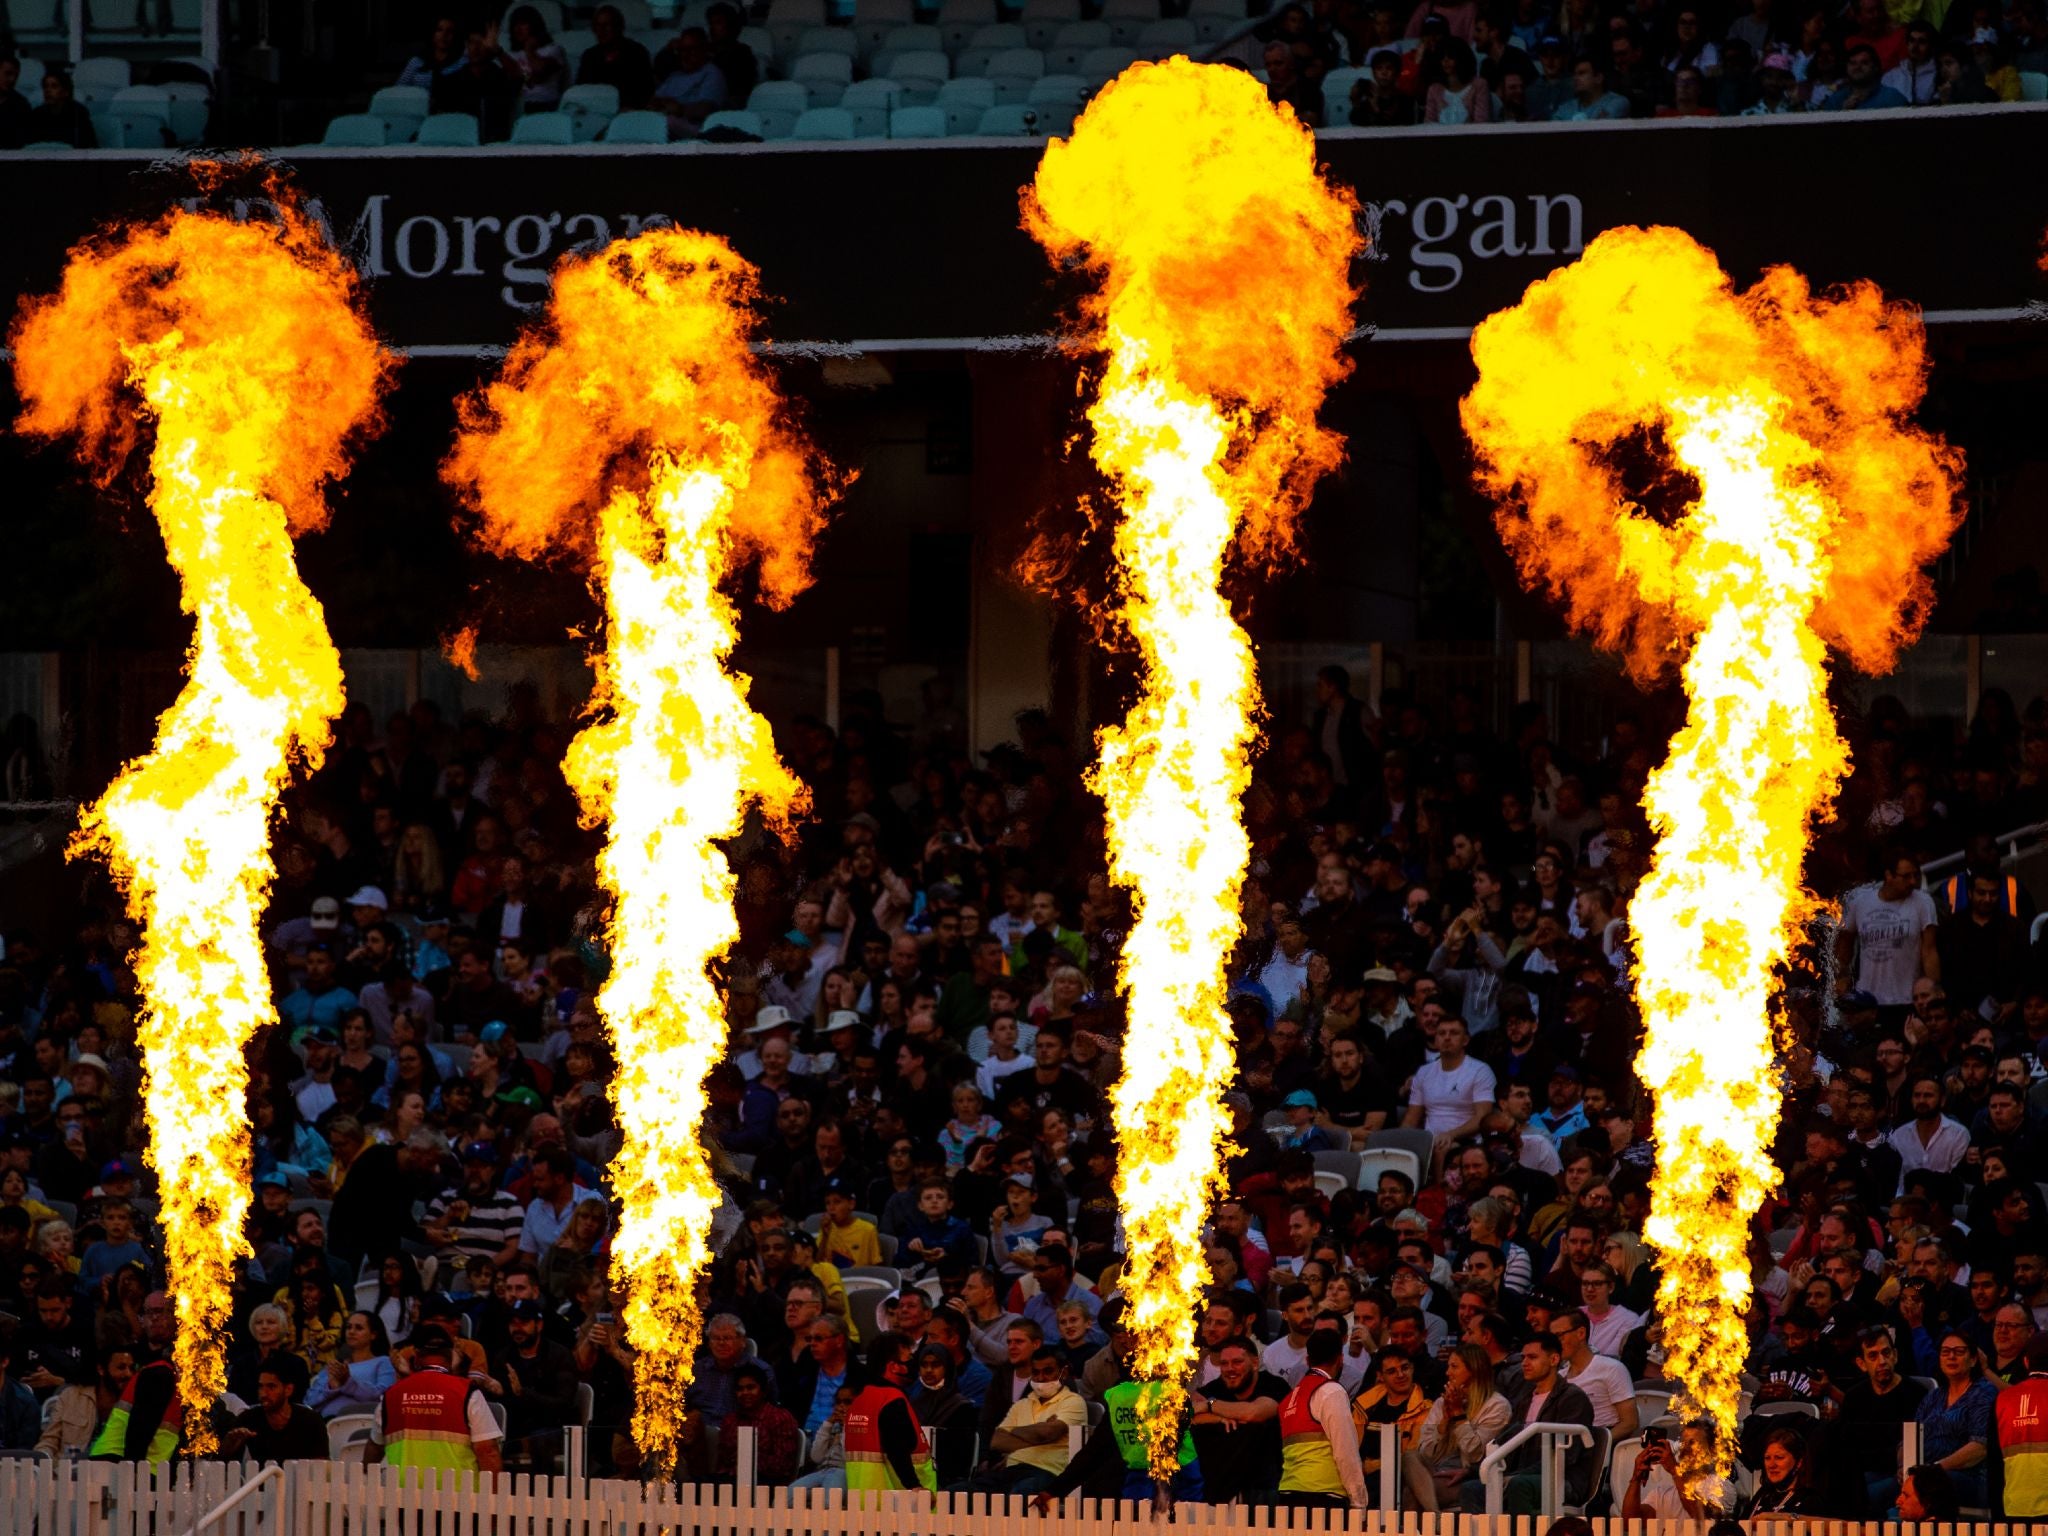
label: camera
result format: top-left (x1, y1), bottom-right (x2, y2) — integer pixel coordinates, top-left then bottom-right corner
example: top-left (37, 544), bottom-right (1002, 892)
top-left (1642, 1427), bottom-right (1668, 1449)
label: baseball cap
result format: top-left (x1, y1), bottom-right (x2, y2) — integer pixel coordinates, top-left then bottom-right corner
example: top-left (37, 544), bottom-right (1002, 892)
top-left (461, 1142), bottom-right (498, 1165)
top-left (480, 1020), bottom-right (509, 1045)
top-left (1536, 32), bottom-right (1566, 49)
top-left (1003, 1169), bottom-right (1034, 1189)
top-left (1283, 1090), bottom-right (1318, 1109)
top-left (508, 1298), bottom-right (547, 1319)
top-left (1839, 990), bottom-right (1879, 1010)
top-left (306, 1025), bottom-right (340, 1045)
top-left (412, 1325), bottom-right (456, 1357)
top-left (99, 1157), bottom-right (136, 1181)
top-left (821, 1175), bottom-right (853, 1197)
top-left (1760, 50), bottom-right (1793, 70)
top-left (1361, 967), bottom-right (1399, 985)
top-left (309, 897), bottom-right (342, 931)
top-left (256, 1170), bottom-right (289, 1190)
top-left (71, 1054), bottom-right (109, 1077)
top-left (346, 886), bottom-right (389, 910)
top-left (495, 1085), bottom-right (544, 1110)
top-left (1549, 1063), bottom-right (1579, 1081)
top-left (417, 901), bottom-right (451, 926)
top-left (1972, 25), bottom-right (1999, 42)
top-left (782, 928), bottom-right (814, 949)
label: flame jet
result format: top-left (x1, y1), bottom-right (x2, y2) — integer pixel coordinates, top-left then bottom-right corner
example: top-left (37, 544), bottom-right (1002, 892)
top-left (10, 196), bottom-right (388, 1452)
top-left (1024, 57), bottom-right (1360, 1476)
top-left (445, 230), bottom-right (834, 1478)
top-left (1461, 225), bottom-right (1959, 1465)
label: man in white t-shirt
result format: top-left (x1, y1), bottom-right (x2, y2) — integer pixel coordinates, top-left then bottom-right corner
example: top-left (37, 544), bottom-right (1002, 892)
top-left (1835, 853), bottom-right (1939, 1011)
top-left (1551, 1308), bottom-right (1638, 1437)
top-left (1403, 1017), bottom-right (1497, 1154)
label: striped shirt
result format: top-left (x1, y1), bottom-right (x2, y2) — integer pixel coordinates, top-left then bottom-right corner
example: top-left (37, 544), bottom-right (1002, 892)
top-left (424, 1184), bottom-right (526, 1265)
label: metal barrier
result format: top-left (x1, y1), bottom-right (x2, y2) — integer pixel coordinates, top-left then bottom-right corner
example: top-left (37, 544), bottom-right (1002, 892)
top-left (1476, 1421), bottom-right (1594, 1517)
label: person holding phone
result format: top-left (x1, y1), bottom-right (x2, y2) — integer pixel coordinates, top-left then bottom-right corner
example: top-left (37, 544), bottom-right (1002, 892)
top-left (1621, 1421), bottom-right (1732, 1520)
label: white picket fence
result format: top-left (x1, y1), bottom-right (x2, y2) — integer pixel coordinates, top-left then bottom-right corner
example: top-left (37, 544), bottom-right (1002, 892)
top-left (0, 1459), bottom-right (2028, 1536)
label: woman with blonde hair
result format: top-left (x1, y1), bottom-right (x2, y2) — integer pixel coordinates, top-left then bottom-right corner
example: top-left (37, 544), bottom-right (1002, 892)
top-left (393, 823), bottom-right (446, 910)
top-left (1603, 1231), bottom-right (1656, 1312)
top-left (1403, 1343), bottom-right (1512, 1511)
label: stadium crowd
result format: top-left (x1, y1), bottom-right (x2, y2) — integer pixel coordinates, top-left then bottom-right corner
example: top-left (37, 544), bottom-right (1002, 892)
top-left (5, 0), bottom-right (2043, 150)
top-left (3, 666), bottom-right (2048, 1519)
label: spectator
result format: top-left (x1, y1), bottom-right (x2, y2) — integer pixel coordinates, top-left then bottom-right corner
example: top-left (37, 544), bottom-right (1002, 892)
top-left (649, 27), bottom-right (727, 133)
top-left (504, 5), bottom-right (568, 109)
top-left (423, 1143), bottom-right (525, 1267)
top-left (220, 1351), bottom-right (328, 1461)
top-left (1915, 1329), bottom-right (1997, 1508)
top-left (23, 69), bottom-right (94, 147)
top-left (305, 1309), bottom-right (397, 1418)
top-left (38, 1345), bottom-right (131, 1459)
top-left (1744, 52), bottom-right (1802, 111)
top-left (1402, 1342), bottom-right (1510, 1510)
top-left (973, 1345), bottom-right (1084, 1493)
top-left (396, 14), bottom-right (465, 92)
top-left (712, 1362), bottom-right (802, 1485)
top-left (1882, 22), bottom-right (1940, 102)
top-left (1997, 1333), bottom-right (2048, 1518)
top-left (1620, 1421), bottom-right (1733, 1519)
top-left (1747, 1425), bottom-right (1822, 1516)
top-left (1425, 40), bottom-right (1494, 119)
top-left (0, 57), bottom-right (31, 150)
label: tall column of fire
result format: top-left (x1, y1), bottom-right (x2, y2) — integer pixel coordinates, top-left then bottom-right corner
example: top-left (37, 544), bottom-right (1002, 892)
top-left (10, 196), bottom-right (389, 1451)
top-left (1024, 57), bottom-right (1360, 1474)
top-left (1460, 226), bottom-right (1959, 1463)
top-left (445, 230), bottom-right (835, 1478)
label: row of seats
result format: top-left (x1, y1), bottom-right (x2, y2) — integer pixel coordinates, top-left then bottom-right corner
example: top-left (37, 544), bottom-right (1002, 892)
top-left (761, 39), bottom-right (1175, 102)
top-left (704, 96), bottom-right (1064, 136)
top-left (6, 0), bottom-right (203, 46)
top-left (322, 75), bottom-right (1078, 147)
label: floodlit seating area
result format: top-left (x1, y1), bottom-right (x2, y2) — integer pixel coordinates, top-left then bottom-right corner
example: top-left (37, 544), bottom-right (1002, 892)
top-left (285, 0), bottom-right (1239, 148)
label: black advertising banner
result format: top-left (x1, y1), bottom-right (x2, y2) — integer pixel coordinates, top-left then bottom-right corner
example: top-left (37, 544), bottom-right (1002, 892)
top-left (0, 105), bottom-right (2042, 350)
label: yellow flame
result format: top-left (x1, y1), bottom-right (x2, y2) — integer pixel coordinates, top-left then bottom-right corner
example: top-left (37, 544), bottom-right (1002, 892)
top-left (1025, 57), bottom-right (1359, 1476)
top-left (10, 193), bottom-right (388, 1452)
top-left (1461, 226), bottom-right (1959, 1467)
top-left (445, 229), bottom-right (834, 1478)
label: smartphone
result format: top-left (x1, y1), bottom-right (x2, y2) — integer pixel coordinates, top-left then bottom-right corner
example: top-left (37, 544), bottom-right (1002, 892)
top-left (595, 1310), bottom-right (614, 1326)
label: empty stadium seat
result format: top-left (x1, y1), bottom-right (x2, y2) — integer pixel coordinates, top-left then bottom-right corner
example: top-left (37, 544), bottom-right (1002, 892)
top-left (556, 26), bottom-right (596, 72)
top-left (790, 105), bottom-right (857, 137)
top-left (935, 0), bottom-right (997, 53)
top-left (976, 102), bottom-right (1044, 134)
top-left (1079, 45), bottom-right (1141, 85)
top-left (985, 46), bottom-right (1045, 100)
top-left (853, 0), bottom-right (915, 56)
top-left (1019, 0), bottom-right (1080, 50)
top-left (1046, 19), bottom-right (1110, 71)
top-left (746, 80), bottom-right (810, 136)
top-left (1099, 0), bottom-right (1161, 46)
top-left (70, 56), bottom-right (131, 109)
top-left (789, 51), bottom-right (854, 103)
top-left (367, 84), bottom-right (430, 140)
top-left (765, 0), bottom-right (828, 60)
top-left (839, 77), bottom-right (902, 135)
top-left (701, 107), bottom-right (767, 135)
top-left (934, 74), bottom-right (994, 133)
top-left (1136, 17), bottom-right (1196, 55)
top-left (738, 24), bottom-right (776, 72)
top-left (414, 112), bottom-right (483, 146)
top-left (13, 54), bottom-right (45, 96)
top-left (889, 104), bottom-right (948, 136)
top-left (1187, 0), bottom-right (1244, 42)
top-left (797, 24), bottom-right (861, 58)
top-left (1321, 64), bottom-right (1364, 122)
top-left (609, 0), bottom-right (654, 25)
top-left (6, 0), bottom-right (63, 46)
top-left (2023, 70), bottom-right (2048, 101)
top-left (957, 21), bottom-right (1027, 74)
top-left (160, 80), bottom-right (211, 144)
top-left (601, 109), bottom-right (672, 142)
top-left (103, 86), bottom-right (172, 147)
top-left (509, 112), bottom-right (575, 143)
top-left (321, 113), bottom-right (392, 147)
top-left (883, 51), bottom-right (951, 102)
top-left (1026, 72), bottom-right (1087, 132)
top-left (557, 81), bottom-right (620, 139)
top-left (872, 25), bottom-right (945, 75)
